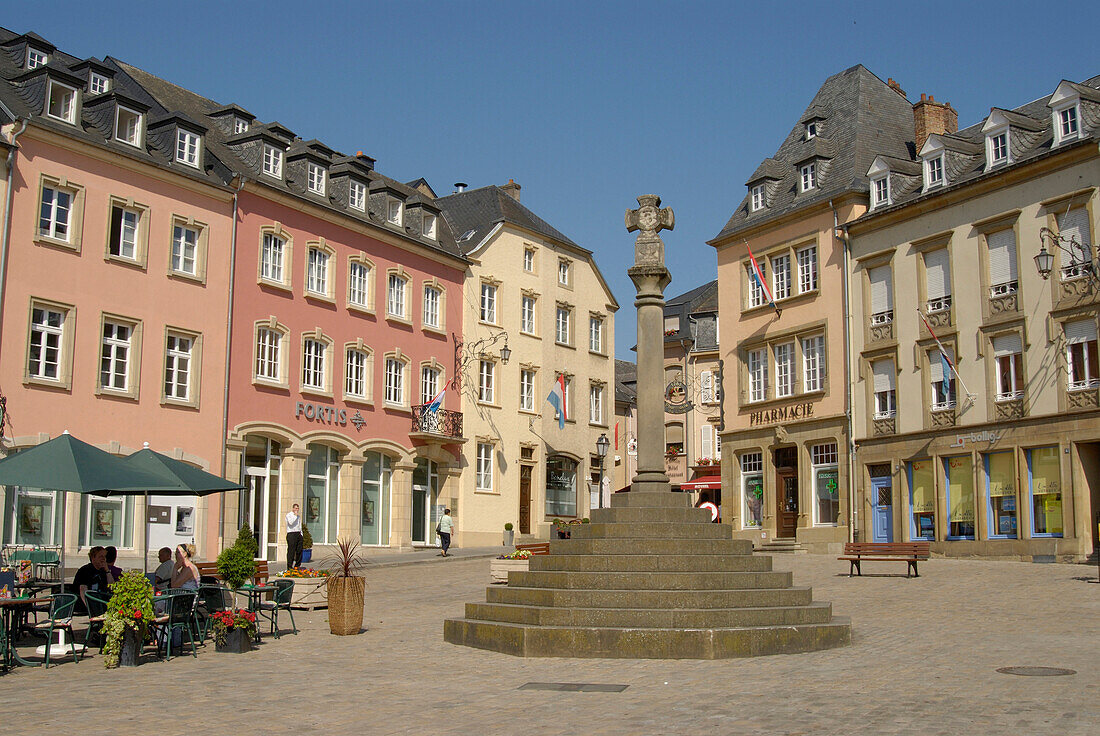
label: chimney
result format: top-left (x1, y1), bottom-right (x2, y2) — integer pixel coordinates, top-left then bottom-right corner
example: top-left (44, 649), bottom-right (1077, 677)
top-left (887, 78), bottom-right (907, 99)
top-left (454, 182), bottom-right (467, 193)
top-left (913, 93), bottom-right (958, 152)
top-left (501, 178), bottom-right (521, 202)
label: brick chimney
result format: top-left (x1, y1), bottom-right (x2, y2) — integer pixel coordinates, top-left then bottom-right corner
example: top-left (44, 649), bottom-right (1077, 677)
top-left (501, 179), bottom-right (521, 202)
top-left (887, 78), bottom-right (907, 99)
top-left (913, 93), bottom-right (958, 152)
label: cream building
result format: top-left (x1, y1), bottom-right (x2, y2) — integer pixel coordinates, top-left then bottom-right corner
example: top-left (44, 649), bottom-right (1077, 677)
top-left (439, 182), bottom-right (618, 545)
top-left (848, 74), bottom-right (1100, 561)
top-left (612, 359), bottom-right (638, 493)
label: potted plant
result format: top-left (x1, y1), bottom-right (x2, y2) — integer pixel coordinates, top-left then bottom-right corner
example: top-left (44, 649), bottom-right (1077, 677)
top-left (233, 523), bottom-right (259, 558)
top-left (490, 548), bottom-right (532, 583)
top-left (324, 537), bottom-right (366, 635)
top-left (276, 566), bottom-right (330, 609)
top-left (217, 529), bottom-right (258, 589)
top-left (503, 522), bottom-right (514, 547)
top-left (553, 518), bottom-right (570, 539)
top-left (100, 571), bottom-right (154, 668)
top-left (301, 524), bottom-right (314, 563)
top-left (211, 609), bottom-right (257, 653)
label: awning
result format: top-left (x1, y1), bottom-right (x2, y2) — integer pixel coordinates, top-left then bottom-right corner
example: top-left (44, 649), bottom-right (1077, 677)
top-left (680, 478), bottom-right (722, 491)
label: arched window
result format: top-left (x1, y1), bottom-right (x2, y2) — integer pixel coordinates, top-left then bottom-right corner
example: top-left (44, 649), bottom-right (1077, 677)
top-left (361, 452), bottom-right (392, 546)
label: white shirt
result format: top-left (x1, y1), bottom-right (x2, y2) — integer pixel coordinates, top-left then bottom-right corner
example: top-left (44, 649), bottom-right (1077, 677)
top-left (154, 559), bottom-right (175, 590)
top-left (285, 511), bottom-right (301, 533)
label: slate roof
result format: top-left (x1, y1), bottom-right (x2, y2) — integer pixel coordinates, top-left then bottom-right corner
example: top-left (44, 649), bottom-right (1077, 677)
top-left (711, 65), bottom-right (916, 244)
top-left (663, 280), bottom-right (718, 345)
top-left (436, 185), bottom-right (585, 255)
top-left (0, 25), bottom-right (465, 263)
top-left (860, 73), bottom-right (1100, 221)
top-left (614, 360), bottom-right (637, 405)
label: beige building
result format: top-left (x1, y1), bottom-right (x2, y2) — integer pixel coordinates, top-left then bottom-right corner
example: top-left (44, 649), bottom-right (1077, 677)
top-left (439, 183), bottom-right (618, 545)
top-left (709, 66), bottom-right (918, 553)
top-left (848, 74), bottom-right (1100, 560)
top-left (612, 359), bottom-right (638, 493)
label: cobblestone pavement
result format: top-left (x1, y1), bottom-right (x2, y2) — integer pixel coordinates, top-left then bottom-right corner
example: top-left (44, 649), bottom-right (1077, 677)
top-left (1, 554), bottom-right (1096, 735)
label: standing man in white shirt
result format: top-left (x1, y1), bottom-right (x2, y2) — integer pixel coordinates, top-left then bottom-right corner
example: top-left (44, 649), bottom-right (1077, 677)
top-left (286, 503), bottom-right (303, 569)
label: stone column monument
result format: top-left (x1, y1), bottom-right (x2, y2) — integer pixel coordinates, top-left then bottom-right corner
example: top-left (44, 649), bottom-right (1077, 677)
top-left (625, 195), bottom-right (674, 494)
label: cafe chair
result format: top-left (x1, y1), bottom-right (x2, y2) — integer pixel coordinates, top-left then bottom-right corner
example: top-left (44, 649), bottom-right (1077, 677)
top-left (34, 592), bottom-right (80, 667)
top-left (195, 585), bottom-right (230, 644)
top-left (83, 591), bottom-right (111, 652)
top-left (151, 591), bottom-right (198, 660)
top-left (257, 579), bottom-right (297, 638)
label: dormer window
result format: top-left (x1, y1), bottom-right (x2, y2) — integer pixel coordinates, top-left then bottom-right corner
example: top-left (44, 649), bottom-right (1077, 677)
top-left (1056, 105), bottom-right (1079, 144)
top-left (387, 198), bottom-right (403, 226)
top-left (46, 81), bottom-right (76, 124)
top-left (262, 144), bottom-right (283, 178)
top-left (805, 121), bottom-right (818, 139)
top-left (799, 162), bottom-right (816, 192)
top-left (988, 131), bottom-right (1008, 166)
top-left (924, 155), bottom-right (944, 189)
top-left (871, 175), bottom-right (891, 209)
top-left (115, 106), bottom-right (142, 147)
top-left (307, 162), bottom-right (326, 196)
top-left (232, 117), bottom-right (249, 134)
top-left (176, 129), bottom-right (201, 168)
top-left (750, 183), bottom-right (765, 212)
top-left (89, 72), bottom-right (109, 95)
top-left (422, 213), bottom-right (437, 240)
top-left (26, 48), bottom-right (48, 69)
top-left (349, 180), bottom-right (366, 211)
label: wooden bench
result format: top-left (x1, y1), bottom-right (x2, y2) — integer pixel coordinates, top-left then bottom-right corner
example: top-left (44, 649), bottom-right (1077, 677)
top-left (514, 542), bottom-right (551, 556)
top-left (195, 560), bottom-right (269, 584)
top-left (838, 542), bottom-right (930, 578)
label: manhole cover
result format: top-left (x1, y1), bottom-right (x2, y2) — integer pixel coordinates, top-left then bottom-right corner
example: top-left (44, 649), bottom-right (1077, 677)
top-left (519, 682), bottom-right (629, 692)
top-left (996, 666), bottom-right (1076, 677)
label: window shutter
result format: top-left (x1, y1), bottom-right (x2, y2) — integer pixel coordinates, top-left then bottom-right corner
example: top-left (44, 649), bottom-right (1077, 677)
top-left (987, 229), bottom-right (1017, 285)
top-left (925, 249), bottom-right (951, 299)
top-left (869, 266), bottom-right (892, 312)
top-left (929, 347), bottom-right (953, 382)
top-left (1058, 207), bottom-right (1092, 249)
top-left (1064, 319), bottom-right (1098, 344)
top-left (700, 370), bottom-right (713, 403)
top-left (991, 334), bottom-right (1022, 357)
top-left (700, 425), bottom-right (713, 459)
top-left (714, 432), bottom-right (721, 459)
top-left (872, 360), bottom-right (894, 393)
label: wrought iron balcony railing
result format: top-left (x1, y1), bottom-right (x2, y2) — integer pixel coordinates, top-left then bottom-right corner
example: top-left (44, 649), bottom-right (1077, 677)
top-left (411, 405), bottom-right (463, 439)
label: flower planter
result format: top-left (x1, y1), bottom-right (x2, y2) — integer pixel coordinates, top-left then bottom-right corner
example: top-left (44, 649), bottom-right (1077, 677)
top-left (490, 557), bottom-right (529, 584)
top-left (118, 626), bottom-right (143, 667)
top-left (503, 529), bottom-right (514, 546)
top-left (327, 576), bottom-right (366, 635)
top-left (288, 576), bottom-right (328, 610)
top-left (216, 628), bottom-right (253, 654)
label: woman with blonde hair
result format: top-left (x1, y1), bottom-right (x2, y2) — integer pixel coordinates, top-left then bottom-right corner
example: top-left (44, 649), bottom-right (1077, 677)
top-left (170, 543), bottom-right (200, 590)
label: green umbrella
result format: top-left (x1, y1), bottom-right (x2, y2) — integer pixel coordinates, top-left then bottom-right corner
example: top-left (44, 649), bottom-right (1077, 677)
top-left (119, 447), bottom-right (245, 572)
top-left (0, 432), bottom-right (185, 575)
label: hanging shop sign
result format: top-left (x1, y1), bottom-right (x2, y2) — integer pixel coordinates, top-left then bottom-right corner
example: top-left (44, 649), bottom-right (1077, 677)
top-left (664, 378), bottom-right (692, 414)
top-left (748, 402), bottom-right (814, 427)
top-left (294, 401), bottom-right (348, 426)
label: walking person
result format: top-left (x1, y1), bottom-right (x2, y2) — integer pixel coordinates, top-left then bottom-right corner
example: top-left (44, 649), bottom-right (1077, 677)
top-left (437, 508), bottom-right (455, 557)
top-left (286, 503), bottom-right (303, 569)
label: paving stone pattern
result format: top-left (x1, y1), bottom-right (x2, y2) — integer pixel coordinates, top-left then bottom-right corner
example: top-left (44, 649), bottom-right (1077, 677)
top-left (0, 555), bottom-right (1096, 735)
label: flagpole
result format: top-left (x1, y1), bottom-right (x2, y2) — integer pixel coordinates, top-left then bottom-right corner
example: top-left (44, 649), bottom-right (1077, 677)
top-left (917, 308), bottom-right (975, 402)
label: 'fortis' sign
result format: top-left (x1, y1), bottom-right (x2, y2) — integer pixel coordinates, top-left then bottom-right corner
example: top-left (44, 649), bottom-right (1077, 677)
top-left (749, 402), bottom-right (814, 427)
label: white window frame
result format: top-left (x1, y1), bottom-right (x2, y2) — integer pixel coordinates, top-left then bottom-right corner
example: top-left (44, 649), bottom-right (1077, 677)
top-left (924, 155), bottom-right (944, 189)
top-left (255, 327), bottom-right (282, 383)
top-left (523, 248), bottom-right (535, 272)
top-left (89, 72), bottom-right (110, 95)
top-left (28, 305), bottom-right (65, 381)
top-left (741, 452), bottom-right (763, 529)
top-left (589, 316), bottom-right (604, 353)
top-left (422, 285), bottom-right (441, 329)
top-left (348, 261), bottom-right (371, 309)
top-left (556, 306), bottom-right (571, 345)
top-left (345, 348), bottom-right (369, 400)
top-left (262, 144), bottom-right (283, 178)
top-left (420, 365), bottom-right (441, 405)
top-left (386, 198), bottom-right (403, 226)
top-left (306, 247), bottom-right (330, 297)
top-left (1065, 320), bottom-right (1099, 391)
top-left (175, 129), bottom-right (200, 168)
top-left (872, 359), bottom-right (896, 419)
top-left (987, 228), bottom-right (1018, 297)
top-left (39, 185), bottom-right (72, 242)
top-left (233, 117), bottom-right (249, 134)
top-left (774, 342), bottom-right (794, 398)
top-left (108, 205), bottom-right (140, 261)
top-left (988, 130), bottom-right (1009, 167)
top-left (810, 442), bottom-right (840, 526)
top-left (1053, 103), bottom-right (1081, 146)
top-left (164, 332), bottom-right (193, 402)
top-left (558, 259), bottom-right (571, 286)
top-left (750, 184), bottom-right (765, 212)
top-left (114, 105), bottom-right (142, 147)
top-left (100, 320), bottom-right (133, 392)
top-left (799, 162), bottom-right (816, 192)
top-left (349, 180), bottom-right (367, 211)
top-left (26, 48), bottom-right (48, 69)
top-left (171, 224), bottom-right (198, 275)
top-left (871, 175), bottom-right (890, 208)
top-left (771, 254), bottom-right (790, 301)
top-left (521, 294), bottom-right (536, 335)
top-left (478, 360), bottom-right (495, 404)
top-left (46, 81), bottom-right (77, 124)
top-left (307, 162), bottom-right (326, 196)
top-left (476, 443), bottom-right (493, 492)
top-left (805, 121), bottom-right (818, 139)
top-left (384, 357), bottom-right (406, 406)
top-left (387, 273), bottom-right (408, 319)
top-left (930, 348), bottom-right (957, 411)
top-left (480, 283), bottom-right (497, 324)
top-left (422, 213), bottom-right (437, 240)
top-left (301, 338), bottom-right (327, 391)
top-left (802, 335), bottom-right (825, 393)
top-left (747, 262), bottom-right (766, 309)
top-left (868, 265), bottom-right (893, 326)
top-left (923, 249), bottom-right (952, 314)
top-left (747, 348), bottom-right (768, 403)
top-left (589, 383), bottom-right (604, 425)
top-left (797, 244), bottom-right (818, 294)
top-left (261, 233), bottom-right (285, 284)
top-left (520, 369), bottom-right (536, 411)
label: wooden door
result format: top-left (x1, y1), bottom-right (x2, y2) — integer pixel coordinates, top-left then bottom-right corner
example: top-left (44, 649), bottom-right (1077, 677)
top-left (776, 471), bottom-right (798, 538)
top-left (519, 465), bottom-right (532, 534)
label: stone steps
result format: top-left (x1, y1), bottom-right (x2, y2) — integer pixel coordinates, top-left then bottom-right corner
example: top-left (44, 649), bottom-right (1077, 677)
top-left (443, 618), bottom-right (852, 659)
top-left (588, 506), bottom-right (714, 524)
top-left (530, 553), bottom-right (772, 572)
top-left (508, 570), bottom-right (792, 590)
top-left (552, 537), bottom-right (754, 556)
top-left (486, 585), bottom-right (814, 609)
top-left (759, 538), bottom-right (807, 554)
top-left (571, 522), bottom-right (731, 539)
top-left (464, 601), bottom-right (835, 628)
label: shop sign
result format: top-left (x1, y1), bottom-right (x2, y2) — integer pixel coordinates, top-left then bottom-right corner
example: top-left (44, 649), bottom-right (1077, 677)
top-left (294, 401), bottom-right (348, 426)
top-left (749, 402), bottom-right (814, 427)
top-left (664, 378), bottom-right (692, 414)
top-left (948, 430), bottom-right (1003, 448)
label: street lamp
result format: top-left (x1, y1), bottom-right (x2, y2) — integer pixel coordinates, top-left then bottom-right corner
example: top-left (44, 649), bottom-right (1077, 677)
top-left (595, 433), bottom-right (610, 509)
top-left (499, 340), bottom-right (511, 365)
top-left (1035, 226), bottom-right (1096, 283)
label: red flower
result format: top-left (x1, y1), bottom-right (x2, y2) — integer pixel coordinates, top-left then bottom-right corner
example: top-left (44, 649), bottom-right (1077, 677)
top-left (133, 609), bottom-right (142, 619)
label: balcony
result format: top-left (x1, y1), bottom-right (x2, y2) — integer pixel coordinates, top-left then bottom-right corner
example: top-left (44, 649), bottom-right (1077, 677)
top-left (410, 405), bottom-right (464, 441)
top-left (869, 310), bottom-right (894, 342)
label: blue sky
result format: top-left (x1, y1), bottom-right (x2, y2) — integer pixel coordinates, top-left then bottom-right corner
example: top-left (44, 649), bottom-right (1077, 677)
top-left (7, 1), bottom-right (1099, 359)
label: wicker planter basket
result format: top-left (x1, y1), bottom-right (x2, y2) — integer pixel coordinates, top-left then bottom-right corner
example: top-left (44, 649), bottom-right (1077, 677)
top-left (327, 575), bottom-right (366, 635)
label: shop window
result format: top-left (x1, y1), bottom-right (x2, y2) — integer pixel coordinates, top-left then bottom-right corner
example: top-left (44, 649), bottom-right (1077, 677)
top-left (545, 455), bottom-right (577, 517)
top-left (79, 494), bottom-right (135, 548)
top-left (943, 455), bottom-right (974, 539)
top-left (305, 444), bottom-right (340, 545)
top-left (3, 483), bottom-right (62, 546)
top-left (811, 443), bottom-right (839, 525)
top-left (361, 452), bottom-right (391, 546)
top-left (985, 451), bottom-right (1017, 539)
top-left (741, 452), bottom-right (763, 529)
top-left (908, 459), bottom-right (935, 540)
top-left (1027, 446), bottom-right (1062, 537)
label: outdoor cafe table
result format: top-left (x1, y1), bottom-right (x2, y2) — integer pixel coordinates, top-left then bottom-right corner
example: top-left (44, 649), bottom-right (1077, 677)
top-left (0, 596), bottom-right (52, 668)
top-left (230, 584), bottom-right (278, 641)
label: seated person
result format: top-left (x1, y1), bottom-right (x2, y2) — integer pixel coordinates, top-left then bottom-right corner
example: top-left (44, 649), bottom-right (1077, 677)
top-left (153, 547), bottom-right (174, 592)
top-left (105, 546), bottom-right (124, 581)
top-left (72, 546), bottom-right (113, 613)
top-left (170, 544), bottom-right (200, 591)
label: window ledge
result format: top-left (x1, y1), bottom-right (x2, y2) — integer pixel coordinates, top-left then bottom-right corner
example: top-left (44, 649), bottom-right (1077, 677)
top-left (385, 315), bottom-right (413, 328)
top-left (473, 489), bottom-right (500, 496)
top-left (342, 395), bottom-right (374, 408)
top-left (478, 319), bottom-right (500, 328)
top-left (520, 331), bottom-right (541, 340)
top-left (300, 386), bottom-right (334, 400)
top-left (104, 254), bottom-right (147, 271)
top-left (95, 387), bottom-right (139, 402)
top-left (383, 403), bottom-right (411, 415)
top-left (518, 408), bottom-right (538, 416)
top-left (347, 303), bottom-right (376, 318)
top-left (422, 325), bottom-right (446, 337)
top-left (161, 397), bottom-right (199, 410)
top-left (304, 292), bottom-right (336, 306)
top-left (252, 377), bottom-right (290, 392)
top-left (589, 422), bottom-right (609, 429)
top-left (477, 400), bottom-right (502, 409)
top-left (589, 350), bottom-right (608, 358)
top-left (24, 376), bottom-right (71, 392)
top-left (34, 236), bottom-right (80, 253)
top-left (258, 278), bottom-right (293, 294)
top-left (555, 342), bottom-right (576, 350)
top-left (167, 270), bottom-right (205, 285)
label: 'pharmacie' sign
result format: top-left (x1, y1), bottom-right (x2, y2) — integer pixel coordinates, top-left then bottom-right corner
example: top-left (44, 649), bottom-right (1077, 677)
top-left (293, 401), bottom-right (366, 430)
top-left (749, 402), bottom-right (814, 427)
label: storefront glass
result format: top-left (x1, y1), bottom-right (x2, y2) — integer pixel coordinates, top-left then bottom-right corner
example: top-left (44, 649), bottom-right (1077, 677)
top-left (305, 444), bottom-right (340, 544)
top-left (1027, 446), bottom-right (1062, 536)
top-left (811, 443), bottom-right (839, 525)
top-left (361, 452), bottom-right (391, 546)
top-left (741, 452), bottom-right (763, 529)
top-left (985, 451), bottom-right (1017, 538)
top-left (545, 456), bottom-right (577, 517)
top-left (944, 455), bottom-right (974, 539)
top-left (4, 488), bottom-right (62, 546)
top-left (909, 459), bottom-right (935, 540)
top-left (79, 495), bottom-right (135, 548)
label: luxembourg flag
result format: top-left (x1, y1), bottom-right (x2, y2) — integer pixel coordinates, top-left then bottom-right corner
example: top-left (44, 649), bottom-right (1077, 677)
top-left (546, 374), bottom-right (567, 429)
top-left (747, 244), bottom-right (781, 316)
top-left (425, 386), bottom-right (446, 413)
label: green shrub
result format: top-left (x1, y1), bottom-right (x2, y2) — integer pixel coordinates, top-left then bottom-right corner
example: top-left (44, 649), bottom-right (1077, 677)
top-left (217, 543), bottom-right (256, 589)
top-left (504, 522), bottom-right (513, 531)
top-left (581, 518), bottom-right (590, 523)
top-left (234, 524), bottom-right (259, 558)
top-left (302, 524), bottom-right (313, 550)
top-left (101, 571), bottom-right (154, 668)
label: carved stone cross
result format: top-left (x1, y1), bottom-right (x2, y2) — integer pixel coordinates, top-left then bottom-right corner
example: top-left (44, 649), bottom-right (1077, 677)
top-left (625, 194), bottom-right (674, 268)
